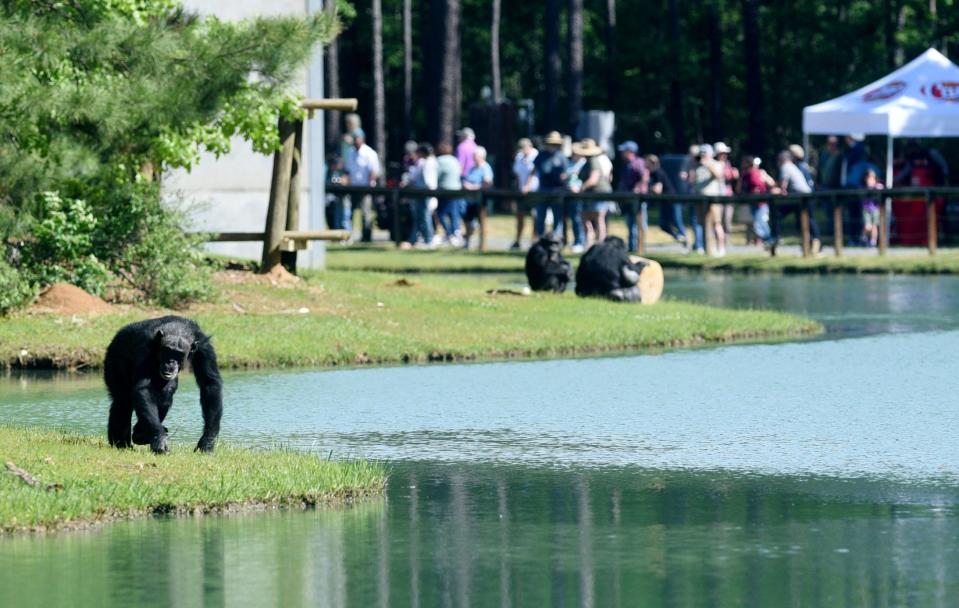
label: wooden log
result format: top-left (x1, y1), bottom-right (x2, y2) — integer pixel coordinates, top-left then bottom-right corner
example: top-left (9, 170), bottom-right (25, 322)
top-left (927, 191), bottom-right (938, 256)
top-left (800, 202), bottom-right (811, 257)
top-left (833, 197), bottom-right (843, 257)
top-left (261, 117), bottom-right (298, 273)
top-left (281, 119), bottom-right (304, 273)
top-left (479, 195), bottom-right (488, 252)
top-left (878, 197), bottom-right (888, 256)
top-left (301, 98), bottom-right (359, 119)
top-left (628, 256), bottom-right (664, 305)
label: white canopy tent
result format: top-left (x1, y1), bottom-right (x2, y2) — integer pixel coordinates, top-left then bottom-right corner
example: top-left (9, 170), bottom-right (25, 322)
top-left (802, 48), bottom-right (959, 187)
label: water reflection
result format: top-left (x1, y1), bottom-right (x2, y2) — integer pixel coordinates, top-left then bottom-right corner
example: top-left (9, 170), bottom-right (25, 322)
top-left (2, 465), bottom-right (958, 607)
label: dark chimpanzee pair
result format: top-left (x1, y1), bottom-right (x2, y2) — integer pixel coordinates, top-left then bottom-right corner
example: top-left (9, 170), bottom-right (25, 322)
top-left (105, 316), bottom-right (222, 454)
top-left (574, 236), bottom-right (647, 302)
top-left (525, 236), bottom-right (573, 293)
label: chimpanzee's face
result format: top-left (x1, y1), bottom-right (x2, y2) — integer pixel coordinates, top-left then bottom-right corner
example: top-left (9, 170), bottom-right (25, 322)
top-left (154, 330), bottom-right (193, 381)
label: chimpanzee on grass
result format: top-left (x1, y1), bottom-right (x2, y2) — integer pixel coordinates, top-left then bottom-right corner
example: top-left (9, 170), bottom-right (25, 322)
top-left (575, 236), bottom-right (647, 302)
top-left (525, 236), bottom-right (573, 293)
top-left (105, 316), bottom-right (222, 454)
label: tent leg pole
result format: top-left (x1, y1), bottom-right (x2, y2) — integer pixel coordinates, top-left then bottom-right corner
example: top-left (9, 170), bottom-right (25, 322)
top-left (882, 136), bottom-right (893, 254)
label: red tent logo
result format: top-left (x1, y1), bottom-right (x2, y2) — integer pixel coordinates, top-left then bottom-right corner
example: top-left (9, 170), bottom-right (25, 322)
top-left (921, 81), bottom-right (959, 102)
top-left (863, 80), bottom-right (906, 102)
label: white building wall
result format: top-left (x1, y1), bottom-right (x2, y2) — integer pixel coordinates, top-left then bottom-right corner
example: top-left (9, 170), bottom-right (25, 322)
top-left (164, 0), bottom-right (317, 262)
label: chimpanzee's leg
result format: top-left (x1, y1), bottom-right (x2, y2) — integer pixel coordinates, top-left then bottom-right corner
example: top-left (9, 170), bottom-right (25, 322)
top-left (131, 382), bottom-right (169, 454)
top-left (192, 341), bottom-right (223, 452)
top-left (108, 397), bottom-right (133, 449)
top-left (133, 382), bottom-right (174, 445)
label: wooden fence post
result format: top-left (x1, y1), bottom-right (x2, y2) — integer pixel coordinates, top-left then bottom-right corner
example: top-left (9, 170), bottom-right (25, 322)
top-left (637, 198), bottom-right (646, 255)
top-left (800, 197), bottom-right (811, 257)
top-left (927, 190), bottom-right (938, 256)
top-left (701, 199), bottom-right (714, 256)
top-left (479, 193), bottom-right (488, 252)
top-left (261, 117), bottom-right (297, 273)
top-left (391, 189), bottom-right (401, 247)
top-left (832, 195), bottom-right (843, 257)
top-left (878, 197), bottom-right (888, 256)
top-left (281, 119), bottom-right (304, 274)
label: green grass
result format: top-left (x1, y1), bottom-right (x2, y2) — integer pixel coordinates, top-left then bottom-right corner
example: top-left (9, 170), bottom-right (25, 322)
top-left (328, 243), bottom-right (959, 276)
top-left (0, 426), bottom-right (386, 533)
top-left (0, 269), bottom-right (821, 370)
top-left (650, 250), bottom-right (959, 274)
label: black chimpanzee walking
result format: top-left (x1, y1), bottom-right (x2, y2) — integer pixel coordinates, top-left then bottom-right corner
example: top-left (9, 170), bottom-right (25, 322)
top-left (105, 316), bottom-right (222, 454)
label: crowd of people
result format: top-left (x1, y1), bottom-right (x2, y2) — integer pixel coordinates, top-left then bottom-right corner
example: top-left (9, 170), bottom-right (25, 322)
top-left (327, 117), bottom-right (950, 253)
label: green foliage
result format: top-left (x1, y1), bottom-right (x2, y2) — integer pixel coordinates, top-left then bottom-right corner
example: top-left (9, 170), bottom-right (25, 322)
top-left (0, 260), bottom-right (34, 316)
top-left (21, 193), bottom-right (111, 295)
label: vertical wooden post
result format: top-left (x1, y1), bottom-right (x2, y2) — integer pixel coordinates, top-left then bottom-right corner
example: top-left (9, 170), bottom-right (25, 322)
top-left (479, 193), bottom-right (488, 252)
top-left (832, 195), bottom-right (843, 257)
top-left (878, 197), bottom-right (888, 256)
top-left (927, 190), bottom-right (938, 256)
top-left (637, 198), bottom-right (646, 255)
top-left (281, 119), bottom-right (304, 274)
top-left (800, 198), bottom-right (811, 257)
top-left (261, 117), bottom-right (297, 273)
top-left (562, 193), bottom-right (571, 248)
top-left (391, 188), bottom-right (401, 247)
top-left (701, 199), bottom-right (714, 256)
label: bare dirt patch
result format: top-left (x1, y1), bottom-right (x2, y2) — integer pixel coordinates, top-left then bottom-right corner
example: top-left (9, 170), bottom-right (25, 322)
top-left (29, 283), bottom-right (113, 315)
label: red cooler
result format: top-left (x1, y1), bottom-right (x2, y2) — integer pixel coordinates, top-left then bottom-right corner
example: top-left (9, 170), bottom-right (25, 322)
top-left (892, 165), bottom-right (942, 245)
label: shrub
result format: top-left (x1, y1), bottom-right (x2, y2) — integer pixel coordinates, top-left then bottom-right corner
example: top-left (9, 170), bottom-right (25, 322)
top-left (0, 258), bottom-right (34, 315)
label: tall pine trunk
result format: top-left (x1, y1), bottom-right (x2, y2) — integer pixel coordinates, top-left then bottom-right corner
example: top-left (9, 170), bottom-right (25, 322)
top-left (605, 0), bottom-right (617, 110)
top-left (325, 35), bottom-right (341, 150)
top-left (372, 0), bottom-right (386, 167)
top-left (742, 0), bottom-right (764, 155)
top-left (423, 0), bottom-right (444, 145)
top-left (491, 0), bottom-right (502, 102)
top-left (567, 0), bottom-right (584, 135)
top-left (707, 3), bottom-right (724, 142)
top-left (668, 0), bottom-right (686, 150)
top-left (544, 0), bottom-right (562, 132)
top-left (403, 0), bottom-right (413, 141)
top-left (439, 0), bottom-right (461, 146)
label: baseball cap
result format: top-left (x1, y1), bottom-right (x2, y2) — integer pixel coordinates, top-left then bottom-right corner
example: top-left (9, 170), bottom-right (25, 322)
top-left (352, 128), bottom-right (366, 140)
top-left (617, 140), bottom-right (639, 153)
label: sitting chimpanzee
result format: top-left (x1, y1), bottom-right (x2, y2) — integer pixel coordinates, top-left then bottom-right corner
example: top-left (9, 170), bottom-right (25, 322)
top-left (105, 316), bottom-right (222, 454)
top-left (575, 236), bottom-right (647, 302)
top-left (525, 236), bottom-right (573, 293)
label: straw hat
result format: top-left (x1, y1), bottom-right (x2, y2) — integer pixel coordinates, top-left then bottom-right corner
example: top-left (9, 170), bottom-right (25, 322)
top-left (571, 138), bottom-right (603, 157)
top-left (543, 131), bottom-right (564, 146)
top-left (788, 143), bottom-right (805, 160)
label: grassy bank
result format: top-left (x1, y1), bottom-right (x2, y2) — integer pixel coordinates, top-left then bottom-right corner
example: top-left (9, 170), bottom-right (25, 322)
top-left (328, 244), bottom-right (959, 275)
top-left (0, 269), bottom-right (820, 370)
top-left (0, 426), bottom-right (386, 533)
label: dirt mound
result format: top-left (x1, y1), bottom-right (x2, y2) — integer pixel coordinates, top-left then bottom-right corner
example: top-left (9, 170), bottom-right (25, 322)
top-left (263, 264), bottom-right (300, 286)
top-left (31, 283), bottom-right (113, 315)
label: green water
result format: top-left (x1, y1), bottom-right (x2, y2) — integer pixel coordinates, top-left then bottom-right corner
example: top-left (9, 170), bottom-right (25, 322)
top-left (2, 274), bottom-right (959, 606)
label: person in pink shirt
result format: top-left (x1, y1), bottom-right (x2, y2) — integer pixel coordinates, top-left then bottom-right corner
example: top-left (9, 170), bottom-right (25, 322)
top-left (456, 127), bottom-right (477, 177)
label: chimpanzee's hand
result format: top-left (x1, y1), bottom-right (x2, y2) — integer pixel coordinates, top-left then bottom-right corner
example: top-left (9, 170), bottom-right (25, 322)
top-left (151, 433), bottom-right (170, 455)
top-left (195, 437), bottom-right (215, 453)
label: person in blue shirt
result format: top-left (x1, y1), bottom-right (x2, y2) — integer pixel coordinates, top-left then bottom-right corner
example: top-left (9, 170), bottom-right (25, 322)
top-left (462, 146), bottom-right (494, 249)
top-left (528, 131), bottom-right (569, 242)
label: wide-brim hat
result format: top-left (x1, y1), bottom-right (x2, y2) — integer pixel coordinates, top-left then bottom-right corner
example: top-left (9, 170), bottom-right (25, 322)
top-left (571, 138), bottom-right (603, 157)
top-left (543, 131), bottom-right (564, 145)
top-left (788, 144), bottom-right (805, 160)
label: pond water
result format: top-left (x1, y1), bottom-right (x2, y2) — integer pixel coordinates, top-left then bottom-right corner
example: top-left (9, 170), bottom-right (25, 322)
top-left (2, 274), bottom-right (959, 606)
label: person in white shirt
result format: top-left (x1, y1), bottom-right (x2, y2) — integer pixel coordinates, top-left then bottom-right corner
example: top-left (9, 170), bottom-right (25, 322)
top-left (511, 138), bottom-right (539, 250)
top-left (403, 144), bottom-right (439, 248)
top-left (344, 129), bottom-right (380, 242)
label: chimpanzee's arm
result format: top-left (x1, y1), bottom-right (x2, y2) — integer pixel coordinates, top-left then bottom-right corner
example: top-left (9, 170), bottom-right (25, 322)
top-left (132, 380), bottom-right (169, 454)
top-left (191, 339), bottom-right (223, 452)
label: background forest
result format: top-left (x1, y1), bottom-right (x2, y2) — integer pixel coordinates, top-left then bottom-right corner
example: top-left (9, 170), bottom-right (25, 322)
top-left (330, 0), bottom-right (959, 165)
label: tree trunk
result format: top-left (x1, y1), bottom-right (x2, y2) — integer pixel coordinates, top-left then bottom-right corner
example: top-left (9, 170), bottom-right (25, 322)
top-left (567, 0), bottom-right (584, 135)
top-left (742, 0), bottom-right (764, 155)
top-left (325, 36), bottom-right (341, 151)
top-left (667, 0), bottom-right (686, 150)
top-left (605, 0), bottom-right (617, 110)
top-left (707, 2), bottom-right (724, 142)
top-left (544, 0), bottom-right (562, 132)
top-left (491, 0), bottom-right (502, 103)
top-left (403, 0), bottom-right (413, 141)
top-left (372, 0), bottom-right (386, 167)
top-left (423, 0), bottom-right (444, 145)
top-left (439, 0), bottom-right (462, 146)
